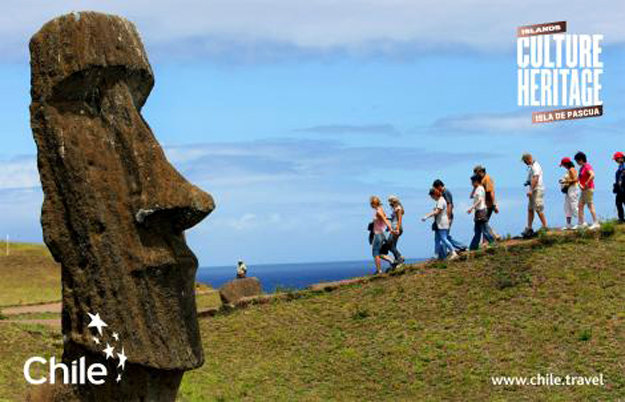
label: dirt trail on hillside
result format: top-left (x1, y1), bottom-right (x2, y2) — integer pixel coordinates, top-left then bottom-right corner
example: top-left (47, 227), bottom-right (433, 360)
top-left (0, 302), bottom-right (62, 328)
top-left (1, 302), bottom-right (61, 315)
top-left (307, 234), bottom-right (550, 291)
top-left (0, 318), bottom-right (61, 328)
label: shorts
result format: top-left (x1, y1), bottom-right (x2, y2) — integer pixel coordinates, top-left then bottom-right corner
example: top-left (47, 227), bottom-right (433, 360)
top-left (528, 189), bottom-right (545, 213)
top-left (580, 188), bottom-right (594, 205)
top-left (372, 233), bottom-right (386, 257)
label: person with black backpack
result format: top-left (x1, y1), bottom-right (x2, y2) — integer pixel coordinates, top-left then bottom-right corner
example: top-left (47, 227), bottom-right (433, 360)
top-left (368, 196), bottom-right (395, 274)
top-left (613, 152), bottom-right (625, 223)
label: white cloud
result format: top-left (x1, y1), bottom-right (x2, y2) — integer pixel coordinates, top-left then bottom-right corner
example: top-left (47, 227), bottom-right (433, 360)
top-left (0, 156), bottom-right (39, 189)
top-left (433, 112), bottom-right (533, 132)
top-left (1, 0), bottom-right (623, 61)
top-left (227, 213), bottom-right (257, 231)
top-left (167, 138), bottom-right (496, 174)
top-left (294, 124), bottom-right (399, 136)
top-left (0, 187), bottom-right (43, 242)
top-left (427, 110), bottom-right (619, 142)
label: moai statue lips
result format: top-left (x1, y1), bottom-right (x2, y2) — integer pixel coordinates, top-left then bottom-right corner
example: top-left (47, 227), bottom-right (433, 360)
top-left (29, 12), bottom-right (214, 371)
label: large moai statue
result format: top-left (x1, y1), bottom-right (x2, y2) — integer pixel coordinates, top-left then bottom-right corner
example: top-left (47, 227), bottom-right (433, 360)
top-left (29, 12), bottom-right (214, 401)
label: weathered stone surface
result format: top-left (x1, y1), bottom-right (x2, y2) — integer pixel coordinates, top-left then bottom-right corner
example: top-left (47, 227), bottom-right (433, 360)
top-left (219, 278), bottom-right (262, 305)
top-left (29, 11), bottom-right (215, 400)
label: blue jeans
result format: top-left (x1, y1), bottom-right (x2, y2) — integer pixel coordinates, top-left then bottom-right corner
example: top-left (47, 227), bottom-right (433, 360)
top-left (434, 229), bottom-right (455, 259)
top-left (388, 232), bottom-right (403, 261)
top-left (435, 229), bottom-right (466, 257)
top-left (485, 206), bottom-right (497, 239)
top-left (470, 220), bottom-right (494, 250)
top-left (448, 232), bottom-right (466, 251)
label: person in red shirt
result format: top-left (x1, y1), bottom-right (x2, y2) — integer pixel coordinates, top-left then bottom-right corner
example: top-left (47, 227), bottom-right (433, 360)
top-left (574, 151), bottom-right (599, 229)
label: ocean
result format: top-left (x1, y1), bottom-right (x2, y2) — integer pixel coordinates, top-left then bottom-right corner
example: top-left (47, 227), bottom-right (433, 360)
top-left (196, 259), bottom-right (423, 292)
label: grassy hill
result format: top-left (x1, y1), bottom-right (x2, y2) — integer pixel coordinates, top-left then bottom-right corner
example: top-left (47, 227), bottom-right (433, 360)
top-left (2, 228), bottom-right (625, 400)
top-left (0, 242), bottom-right (220, 310)
top-left (180, 228), bottom-right (625, 400)
top-left (0, 242), bottom-right (60, 307)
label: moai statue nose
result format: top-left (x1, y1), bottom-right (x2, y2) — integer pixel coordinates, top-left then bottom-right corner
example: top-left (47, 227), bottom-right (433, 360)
top-left (135, 176), bottom-right (216, 232)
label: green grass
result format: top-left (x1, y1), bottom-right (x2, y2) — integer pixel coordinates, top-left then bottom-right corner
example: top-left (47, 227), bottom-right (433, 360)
top-left (0, 323), bottom-right (63, 401)
top-left (178, 233), bottom-right (625, 400)
top-left (600, 219), bottom-right (618, 237)
top-left (0, 242), bottom-right (60, 307)
top-left (2, 231), bottom-right (625, 400)
top-left (0, 241), bottom-right (52, 254)
top-left (0, 242), bottom-right (216, 309)
top-left (195, 291), bottom-right (222, 310)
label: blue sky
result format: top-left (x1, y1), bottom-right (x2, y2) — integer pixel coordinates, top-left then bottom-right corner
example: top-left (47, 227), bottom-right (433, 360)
top-left (1, 1), bottom-right (624, 266)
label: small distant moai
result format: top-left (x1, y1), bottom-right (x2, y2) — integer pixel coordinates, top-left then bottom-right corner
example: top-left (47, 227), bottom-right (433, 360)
top-left (29, 11), bottom-right (215, 401)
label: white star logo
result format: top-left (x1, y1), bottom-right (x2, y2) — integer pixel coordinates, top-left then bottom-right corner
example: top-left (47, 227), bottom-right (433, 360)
top-left (87, 312), bottom-right (108, 336)
top-left (112, 332), bottom-right (119, 342)
top-left (117, 347), bottom-right (127, 370)
top-left (92, 336), bottom-right (100, 345)
top-left (103, 343), bottom-right (115, 360)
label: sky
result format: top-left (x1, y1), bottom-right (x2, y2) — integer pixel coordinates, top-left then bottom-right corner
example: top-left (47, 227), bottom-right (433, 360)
top-left (0, 1), bottom-right (624, 266)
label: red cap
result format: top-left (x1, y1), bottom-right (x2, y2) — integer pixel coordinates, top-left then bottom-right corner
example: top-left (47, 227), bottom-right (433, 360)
top-left (613, 152), bottom-right (624, 160)
top-left (559, 157), bottom-right (572, 166)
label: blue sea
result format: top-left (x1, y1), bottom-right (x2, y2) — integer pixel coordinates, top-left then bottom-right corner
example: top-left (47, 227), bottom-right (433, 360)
top-left (196, 259), bottom-right (423, 292)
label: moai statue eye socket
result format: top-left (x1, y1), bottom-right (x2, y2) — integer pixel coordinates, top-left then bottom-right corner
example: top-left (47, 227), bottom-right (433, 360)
top-left (30, 11), bottom-right (215, 400)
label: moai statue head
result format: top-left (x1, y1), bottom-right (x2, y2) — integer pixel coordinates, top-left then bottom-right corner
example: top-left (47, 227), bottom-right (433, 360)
top-left (29, 11), bottom-right (214, 399)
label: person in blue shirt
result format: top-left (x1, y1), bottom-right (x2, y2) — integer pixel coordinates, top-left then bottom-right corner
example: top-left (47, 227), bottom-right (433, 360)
top-left (613, 152), bottom-right (625, 223)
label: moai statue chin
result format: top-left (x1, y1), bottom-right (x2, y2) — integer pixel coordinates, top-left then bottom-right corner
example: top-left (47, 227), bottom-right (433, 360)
top-left (29, 11), bottom-right (215, 401)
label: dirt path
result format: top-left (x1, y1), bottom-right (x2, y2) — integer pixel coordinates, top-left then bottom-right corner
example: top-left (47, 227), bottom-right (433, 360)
top-left (1, 302), bottom-right (61, 315)
top-left (305, 232), bottom-right (568, 292)
top-left (0, 318), bottom-right (61, 328)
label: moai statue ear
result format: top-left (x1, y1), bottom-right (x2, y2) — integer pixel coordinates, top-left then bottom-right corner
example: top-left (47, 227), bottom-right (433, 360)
top-left (30, 12), bottom-right (215, 400)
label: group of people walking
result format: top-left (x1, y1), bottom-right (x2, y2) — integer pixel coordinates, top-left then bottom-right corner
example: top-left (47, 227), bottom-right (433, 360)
top-left (421, 166), bottom-right (500, 261)
top-left (368, 151), bottom-right (625, 272)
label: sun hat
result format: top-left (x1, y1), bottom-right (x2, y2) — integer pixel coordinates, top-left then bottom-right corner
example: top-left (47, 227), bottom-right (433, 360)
top-left (387, 195), bottom-right (400, 203)
top-left (613, 152), bottom-right (624, 160)
top-left (473, 164), bottom-right (485, 173)
top-left (559, 157), bottom-right (572, 166)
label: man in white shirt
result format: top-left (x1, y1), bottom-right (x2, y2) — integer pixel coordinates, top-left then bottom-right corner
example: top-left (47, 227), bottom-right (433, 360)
top-left (236, 260), bottom-right (247, 278)
top-left (522, 153), bottom-right (548, 237)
